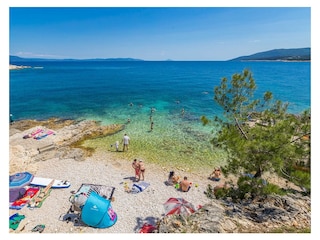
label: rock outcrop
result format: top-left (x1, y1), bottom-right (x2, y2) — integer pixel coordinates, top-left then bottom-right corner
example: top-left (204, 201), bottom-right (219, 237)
top-left (157, 193), bottom-right (311, 233)
top-left (9, 118), bottom-right (125, 174)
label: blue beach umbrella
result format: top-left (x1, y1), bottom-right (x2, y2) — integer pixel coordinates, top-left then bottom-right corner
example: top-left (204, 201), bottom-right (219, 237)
top-left (9, 172), bottom-right (34, 189)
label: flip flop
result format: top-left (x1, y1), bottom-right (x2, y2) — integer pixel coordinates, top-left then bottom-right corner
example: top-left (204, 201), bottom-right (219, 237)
top-left (31, 224), bottom-right (45, 233)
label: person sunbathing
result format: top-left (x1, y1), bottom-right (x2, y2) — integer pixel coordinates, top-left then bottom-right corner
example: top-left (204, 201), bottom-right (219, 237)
top-left (209, 167), bottom-right (221, 181)
top-left (167, 171), bottom-right (180, 186)
top-left (179, 176), bottom-right (192, 192)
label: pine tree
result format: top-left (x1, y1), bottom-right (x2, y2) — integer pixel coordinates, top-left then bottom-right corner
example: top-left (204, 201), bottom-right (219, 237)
top-left (202, 69), bottom-right (310, 192)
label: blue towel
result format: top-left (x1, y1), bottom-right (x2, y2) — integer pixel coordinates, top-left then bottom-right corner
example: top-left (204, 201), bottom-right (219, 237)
top-left (131, 181), bottom-right (150, 193)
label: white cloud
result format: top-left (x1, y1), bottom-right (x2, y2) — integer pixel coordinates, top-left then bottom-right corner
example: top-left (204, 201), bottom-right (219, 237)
top-left (13, 51), bottom-right (68, 59)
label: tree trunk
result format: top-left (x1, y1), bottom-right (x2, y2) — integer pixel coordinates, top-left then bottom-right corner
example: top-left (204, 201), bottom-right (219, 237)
top-left (254, 166), bottom-right (262, 178)
top-left (234, 116), bottom-right (248, 140)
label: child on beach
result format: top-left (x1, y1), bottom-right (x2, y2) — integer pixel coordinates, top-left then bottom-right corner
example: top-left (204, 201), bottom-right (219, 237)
top-left (111, 141), bottom-right (120, 151)
top-left (115, 141), bottom-right (119, 151)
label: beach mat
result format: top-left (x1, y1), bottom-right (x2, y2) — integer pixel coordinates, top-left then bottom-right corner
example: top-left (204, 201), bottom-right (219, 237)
top-left (28, 189), bottom-right (52, 208)
top-left (131, 181), bottom-right (150, 194)
top-left (28, 181), bottom-right (55, 209)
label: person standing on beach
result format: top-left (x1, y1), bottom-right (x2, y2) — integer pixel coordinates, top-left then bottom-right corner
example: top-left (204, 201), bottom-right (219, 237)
top-left (150, 121), bottom-right (154, 131)
top-left (132, 159), bottom-right (140, 181)
top-left (138, 160), bottom-right (145, 181)
top-left (122, 133), bottom-right (130, 151)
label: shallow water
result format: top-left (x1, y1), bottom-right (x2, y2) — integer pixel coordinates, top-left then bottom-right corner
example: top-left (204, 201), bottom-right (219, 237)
top-left (83, 107), bottom-right (227, 172)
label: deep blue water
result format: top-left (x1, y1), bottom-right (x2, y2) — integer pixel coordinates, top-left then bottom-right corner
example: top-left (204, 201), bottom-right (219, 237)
top-left (10, 60), bottom-right (310, 122)
top-left (9, 60), bottom-right (311, 170)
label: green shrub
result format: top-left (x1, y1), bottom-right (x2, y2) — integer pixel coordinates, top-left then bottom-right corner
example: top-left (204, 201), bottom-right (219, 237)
top-left (290, 170), bottom-right (311, 194)
top-left (262, 183), bottom-right (285, 195)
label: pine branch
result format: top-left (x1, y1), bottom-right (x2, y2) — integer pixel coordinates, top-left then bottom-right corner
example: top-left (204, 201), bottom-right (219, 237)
top-left (234, 116), bottom-right (248, 140)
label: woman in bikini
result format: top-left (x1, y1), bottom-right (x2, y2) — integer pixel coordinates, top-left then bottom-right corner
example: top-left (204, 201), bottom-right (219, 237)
top-left (138, 160), bottom-right (145, 181)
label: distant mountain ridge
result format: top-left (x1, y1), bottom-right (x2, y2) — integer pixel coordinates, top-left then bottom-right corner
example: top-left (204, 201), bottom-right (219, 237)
top-left (10, 47), bottom-right (311, 62)
top-left (230, 48), bottom-right (310, 61)
top-left (9, 55), bottom-right (144, 62)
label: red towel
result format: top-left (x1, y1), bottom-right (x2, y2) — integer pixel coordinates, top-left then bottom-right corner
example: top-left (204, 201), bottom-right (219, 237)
top-left (139, 223), bottom-right (157, 233)
top-left (11, 187), bottom-right (39, 206)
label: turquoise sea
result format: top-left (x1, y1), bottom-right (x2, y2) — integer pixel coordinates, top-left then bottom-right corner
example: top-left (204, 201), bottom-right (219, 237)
top-left (9, 61), bottom-right (310, 172)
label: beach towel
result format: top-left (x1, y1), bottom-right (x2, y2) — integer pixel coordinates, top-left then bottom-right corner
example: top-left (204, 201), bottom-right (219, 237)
top-left (131, 181), bottom-right (150, 194)
top-left (9, 213), bottom-right (25, 230)
top-left (28, 186), bottom-right (52, 208)
top-left (139, 223), bottom-right (157, 233)
top-left (9, 187), bottom-right (39, 210)
top-left (23, 128), bottom-right (43, 139)
top-left (34, 130), bottom-right (55, 140)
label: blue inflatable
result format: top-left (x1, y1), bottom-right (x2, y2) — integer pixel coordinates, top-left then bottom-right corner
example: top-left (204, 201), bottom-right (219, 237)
top-left (81, 191), bottom-right (117, 228)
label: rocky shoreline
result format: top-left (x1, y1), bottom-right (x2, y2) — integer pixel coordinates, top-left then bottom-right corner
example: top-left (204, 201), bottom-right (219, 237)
top-left (9, 64), bottom-right (31, 70)
top-left (9, 118), bottom-right (125, 174)
top-left (9, 118), bottom-right (311, 234)
top-left (158, 193), bottom-right (311, 233)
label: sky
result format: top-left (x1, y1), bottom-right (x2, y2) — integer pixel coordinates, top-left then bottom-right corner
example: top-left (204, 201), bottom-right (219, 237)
top-left (8, 6), bottom-right (311, 61)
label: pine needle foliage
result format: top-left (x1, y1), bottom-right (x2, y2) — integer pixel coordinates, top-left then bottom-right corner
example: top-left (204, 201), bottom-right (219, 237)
top-left (202, 69), bottom-right (310, 193)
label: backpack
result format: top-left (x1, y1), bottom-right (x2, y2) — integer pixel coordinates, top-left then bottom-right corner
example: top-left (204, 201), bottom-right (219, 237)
top-left (69, 192), bottom-right (88, 212)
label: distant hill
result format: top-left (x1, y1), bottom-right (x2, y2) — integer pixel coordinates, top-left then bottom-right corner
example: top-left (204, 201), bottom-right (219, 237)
top-left (230, 48), bottom-right (310, 61)
top-left (9, 55), bottom-right (144, 63)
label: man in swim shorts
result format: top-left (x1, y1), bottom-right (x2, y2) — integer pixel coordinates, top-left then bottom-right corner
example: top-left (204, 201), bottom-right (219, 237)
top-left (179, 176), bottom-right (192, 192)
top-left (132, 159), bottom-right (140, 181)
top-left (122, 133), bottom-right (130, 151)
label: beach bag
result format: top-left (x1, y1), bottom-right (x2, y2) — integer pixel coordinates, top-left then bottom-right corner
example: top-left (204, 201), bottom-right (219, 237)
top-left (69, 192), bottom-right (88, 212)
top-left (81, 191), bottom-right (117, 228)
top-left (9, 187), bottom-right (26, 202)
